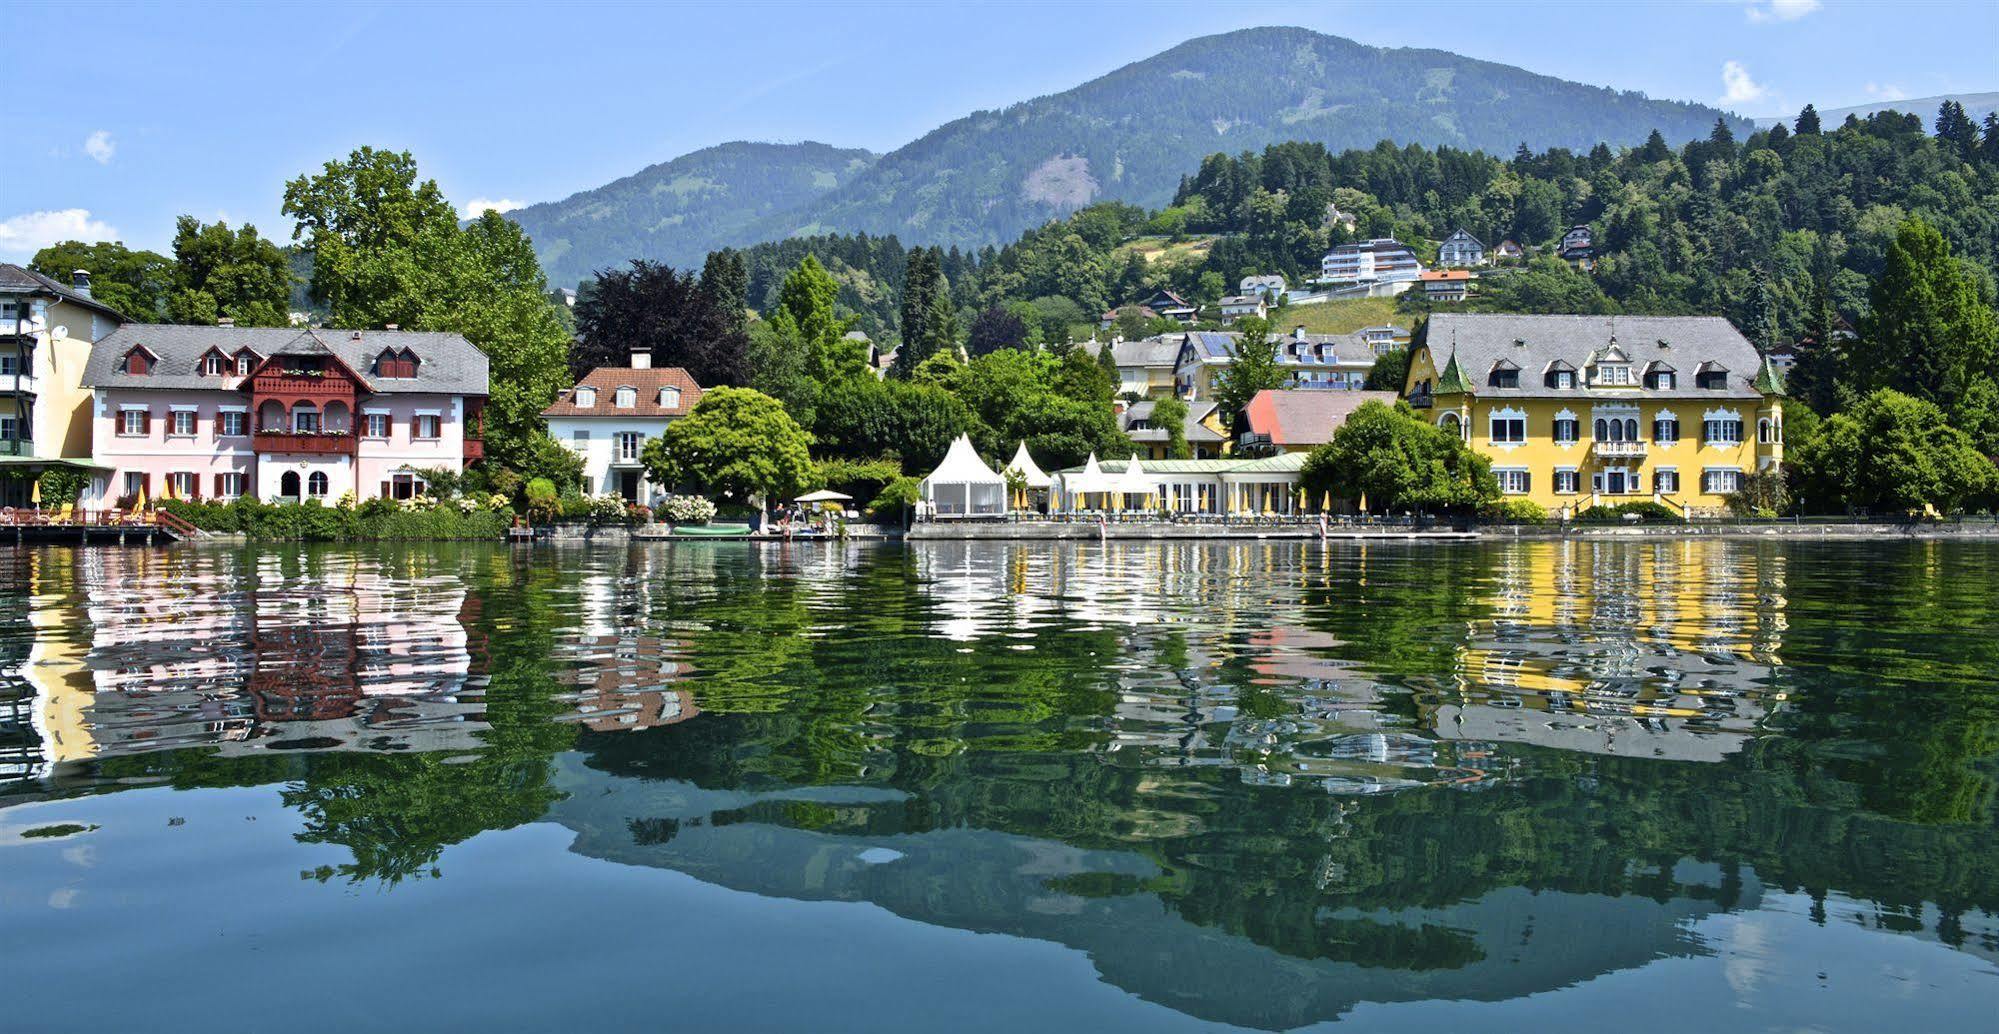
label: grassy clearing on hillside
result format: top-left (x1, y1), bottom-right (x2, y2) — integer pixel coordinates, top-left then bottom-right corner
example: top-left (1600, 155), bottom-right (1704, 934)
top-left (1120, 236), bottom-right (1217, 265)
top-left (1270, 297), bottom-right (1405, 335)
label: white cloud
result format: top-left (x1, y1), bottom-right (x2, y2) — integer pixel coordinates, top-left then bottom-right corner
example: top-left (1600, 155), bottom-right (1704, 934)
top-left (1719, 61), bottom-right (1768, 106)
top-left (1745, 0), bottom-right (1821, 23)
top-left (460, 197), bottom-right (526, 219)
top-left (0, 209), bottom-right (119, 259)
top-left (1866, 82), bottom-right (1909, 102)
top-left (84, 130), bottom-right (115, 164)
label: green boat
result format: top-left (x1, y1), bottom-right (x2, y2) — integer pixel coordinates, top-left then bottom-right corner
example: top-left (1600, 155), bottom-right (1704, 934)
top-left (671, 522), bottom-right (754, 537)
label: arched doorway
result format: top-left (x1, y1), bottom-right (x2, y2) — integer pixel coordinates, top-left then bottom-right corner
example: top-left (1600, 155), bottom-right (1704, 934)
top-left (280, 471), bottom-right (301, 500)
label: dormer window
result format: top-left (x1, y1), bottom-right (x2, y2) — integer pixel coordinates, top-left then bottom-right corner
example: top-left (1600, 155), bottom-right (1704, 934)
top-left (615, 385), bottom-right (636, 408)
top-left (1696, 365), bottom-right (1728, 390)
top-left (574, 387), bottom-right (596, 408)
top-left (1646, 364), bottom-right (1677, 390)
top-left (1488, 360), bottom-right (1519, 389)
top-left (235, 351), bottom-right (256, 376)
top-left (1593, 364), bottom-right (1632, 386)
top-left (200, 351), bottom-right (225, 376)
top-left (658, 386), bottom-right (681, 408)
top-left (124, 348), bottom-right (154, 376)
top-left (1544, 361), bottom-right (1577, 389)
top-left (375, 348), bottom-right (419, 379)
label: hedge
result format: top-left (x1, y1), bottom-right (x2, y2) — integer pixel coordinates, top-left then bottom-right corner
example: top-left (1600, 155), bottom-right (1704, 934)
top-left (156, 498), bottom-right (511, 541)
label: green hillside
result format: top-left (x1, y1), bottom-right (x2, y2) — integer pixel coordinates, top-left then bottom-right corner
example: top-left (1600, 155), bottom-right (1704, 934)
top-left (508, 141), bottom-right (876, 286)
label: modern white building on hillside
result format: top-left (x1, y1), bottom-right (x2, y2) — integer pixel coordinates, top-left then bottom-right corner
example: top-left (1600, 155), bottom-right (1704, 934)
top-left (1319, 238), bottom-right (1423, 285)
top-left (543, 353), bottom-right (703, 502)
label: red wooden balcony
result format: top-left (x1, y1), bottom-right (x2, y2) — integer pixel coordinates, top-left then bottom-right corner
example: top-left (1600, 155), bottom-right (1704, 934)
top-left (462, 437), bottom-right (485, 462)
top-left (254, 431), bottom-right (354, 455)
top-left (251, 372), bottom-right (357, 398)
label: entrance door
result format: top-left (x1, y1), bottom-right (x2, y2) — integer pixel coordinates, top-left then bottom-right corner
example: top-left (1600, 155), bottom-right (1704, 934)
top-left (618, 470), bottom-right (641, 502)
top-left (1605, 469), bottom-right (1629, 495)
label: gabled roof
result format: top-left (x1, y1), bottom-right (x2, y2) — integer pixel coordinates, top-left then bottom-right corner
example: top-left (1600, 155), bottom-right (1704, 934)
top-left (0, 263), bottom-right (128, 321)
top-left (1444, 229), bottom-right (1485, 248)
top-left (84, 324), bottom-right (487, 394)
top-left (1122, 399), bottom-right (1226, 444)
top-left (544, 366), bottom-right (703, 418)
top-left (1423, 314), bottom-right (1768, 400)
top-left (1243, 389), bottom-right (1399, 447)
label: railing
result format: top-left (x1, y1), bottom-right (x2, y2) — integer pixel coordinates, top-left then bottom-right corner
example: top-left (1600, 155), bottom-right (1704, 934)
top-left (0, 439), bottom-right (31, 457)
top-left (251, 372), bottom-right (354, 396)
top-left (1406, 393), bottom-right (1433, 409)
top-left (253, 431), bottom-right (354, 455)
top-left (0, 373), bottom-right (37, 394)
top-left (0, 507), bottom-right (167, 528)
top-left (462, 437), bottom-right (485, 462)
top-left (1593, 440), bottom-right (1648, 458)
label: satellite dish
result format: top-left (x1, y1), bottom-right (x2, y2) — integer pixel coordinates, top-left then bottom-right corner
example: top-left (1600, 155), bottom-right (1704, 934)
top-left (52, 325), bottom-right (69, 340)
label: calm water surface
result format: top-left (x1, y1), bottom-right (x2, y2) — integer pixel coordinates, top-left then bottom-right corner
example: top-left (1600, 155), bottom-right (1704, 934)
top-left (2, 539), bottom-right (1996, 1032)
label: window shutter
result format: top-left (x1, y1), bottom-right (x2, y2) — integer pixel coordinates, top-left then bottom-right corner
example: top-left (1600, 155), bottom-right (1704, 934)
top-left (381, 481), bottom-right (391, 499)
top-left (189, 475), bottom-right (201, 500)
top-left (1521, 471), bottom-right (1531, 494)
top-left (140, 409), bottom-right (152, 434)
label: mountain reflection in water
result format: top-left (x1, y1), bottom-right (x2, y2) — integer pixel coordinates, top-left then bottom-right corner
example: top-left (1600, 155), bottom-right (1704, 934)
top-left (1, 539), bottom-right (1995, 1030)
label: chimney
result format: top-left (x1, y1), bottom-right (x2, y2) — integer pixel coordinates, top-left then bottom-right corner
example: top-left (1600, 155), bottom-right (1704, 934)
top-left (1293, 325), bottom-right (1307, 341)
top-left (217, 316), bottom-right (235, 328)
top-left (384, 323), bottom-right (399, 331)
top-left (71, 270), bottom-right (92, 299)
top-left (630, 348), bottom-right (652, 370)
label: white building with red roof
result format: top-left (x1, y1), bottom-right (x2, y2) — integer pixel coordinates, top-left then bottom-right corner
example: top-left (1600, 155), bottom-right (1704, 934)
top-left (542, 351), bottom-right (703, 502)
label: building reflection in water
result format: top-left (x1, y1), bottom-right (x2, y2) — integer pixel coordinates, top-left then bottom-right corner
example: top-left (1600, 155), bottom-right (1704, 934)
top-left (1433, 539), bottom-right (1786, 762)
top-left (9, 547), bottom-right (487, 781)
top-left (553, 550), bottom-right (698, 733)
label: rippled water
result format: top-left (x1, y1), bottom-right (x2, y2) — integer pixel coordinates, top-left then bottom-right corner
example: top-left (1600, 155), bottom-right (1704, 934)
top-left (2, 539), bottom-right (1995, 1031)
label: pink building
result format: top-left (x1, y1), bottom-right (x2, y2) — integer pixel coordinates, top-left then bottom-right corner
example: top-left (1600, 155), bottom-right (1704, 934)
top-left (82, 324), bottom-right (487, 505)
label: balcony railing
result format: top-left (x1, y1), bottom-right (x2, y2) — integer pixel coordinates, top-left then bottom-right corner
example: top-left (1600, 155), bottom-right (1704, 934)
top-left (462, 438), bottom-right (485, 462)
top-left (253, 430), bottom-right (354, 455)
top-left (1593, 440), bottom-right (1648, 458)
top-left (0, 439), bottom-right (32, 457)
top-left (1406, 392), bottom-right (1433, 409)
top-left (251, 372), bottom-right (354, 397)
top-left (0, 373), bottom-right (37, 395)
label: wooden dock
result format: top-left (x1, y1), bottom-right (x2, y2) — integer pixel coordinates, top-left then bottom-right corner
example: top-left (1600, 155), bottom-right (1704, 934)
top-left (0, 507), bottom-right (197, 546)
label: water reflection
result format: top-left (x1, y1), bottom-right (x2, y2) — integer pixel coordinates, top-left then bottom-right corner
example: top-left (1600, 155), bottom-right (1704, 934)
top-left (1, 539), bottom-right (1996, 1029)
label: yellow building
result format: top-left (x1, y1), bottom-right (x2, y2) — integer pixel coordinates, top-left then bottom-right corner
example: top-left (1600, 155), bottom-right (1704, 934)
top-left (1, 264), bottom-right (127, 505)
top-left (1405, 314), bottom-right (1785, 515)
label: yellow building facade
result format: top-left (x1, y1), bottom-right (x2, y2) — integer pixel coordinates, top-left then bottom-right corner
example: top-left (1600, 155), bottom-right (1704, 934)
top-left (1405, 314), bottom-right (1785, 515)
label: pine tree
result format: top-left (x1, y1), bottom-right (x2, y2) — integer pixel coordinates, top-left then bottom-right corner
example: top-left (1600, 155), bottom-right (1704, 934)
top-left (1856, 219), bottom-right (1999, 412)
top-left (1637, 130), bottom-right (1672, 163)
top-left (1934, 100), bottom-right (1979, 159)
top-left (1981, 113), bottom-right (1999, 163)
top-left (699, 248), bottom-right (749, 336)
top-left (892, 248), bottom-right (945, 378)
top-left (1794, 104), bottom-right (1821, 135)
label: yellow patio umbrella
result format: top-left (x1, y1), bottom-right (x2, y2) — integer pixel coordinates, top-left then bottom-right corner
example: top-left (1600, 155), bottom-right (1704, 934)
top-left (1296, 487), bottom-right (1306, 511)
top-left (30, 477), bottom-right (41, 507)
top-left (134, 481), bottom-right (149, 510)
top-left (1321, 490), bottom-right (1332, 511)
top-left (1358, 492), bottom-right (1369, 514)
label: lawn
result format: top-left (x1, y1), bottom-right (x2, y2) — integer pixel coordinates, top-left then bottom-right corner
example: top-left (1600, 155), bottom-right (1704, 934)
top-left (1119, 235), bottom-right (1218, 265)
top-left (1270, 296), bottom-right (1405, 336)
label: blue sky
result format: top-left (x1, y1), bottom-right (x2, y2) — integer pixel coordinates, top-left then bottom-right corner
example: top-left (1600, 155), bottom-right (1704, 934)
top-left (3, 0), bottom-right (1993, 260)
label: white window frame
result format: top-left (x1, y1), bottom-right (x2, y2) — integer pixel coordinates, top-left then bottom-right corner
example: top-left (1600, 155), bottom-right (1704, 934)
top-left (1594, 364), bottom-right (1632, 386)
top-left (1554, 467), bottom-right (1580, 495)
top-left (1702, 467), bottom-right (1743, 494)
top-left (1552, 409), bottom-right (1578, 445)
top-left (616, 431), bottom-right (644, 463)
top-left (362, 410), bottom-right (391, 439)
top-left (1654, 468), bottom-right (1680, 494)
top-left (1495, 467), bottom-right (1531, 495)
top-left (1702, 408), bottom-right (1743, 446)
top-left (1653, 409), bottom-right (1680, 445)
top-left (614, 385), bottom-right (637, 408)
top-left (412, 410), bottom-right (442, 440)
top-left (118, 406), bottom-right (147, 437)
top-left (1488, 406), bottom-right (1526, 448)
top-left (216, 472), bottom-right (247, 500)
top-left (574, 387), bottom-right (596, 408)
top-left (167, 406), bottom-right (199, 438)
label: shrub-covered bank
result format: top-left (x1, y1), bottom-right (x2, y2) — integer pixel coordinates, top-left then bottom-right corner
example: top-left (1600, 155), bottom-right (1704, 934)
top-left (158, 497), bottom-right (511, 541)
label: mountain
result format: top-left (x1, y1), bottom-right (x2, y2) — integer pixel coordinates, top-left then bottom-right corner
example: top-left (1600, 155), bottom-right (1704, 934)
top-left (751, 28), bottom-right (1746, 252)
top-left (507, 140), bottom-right (876, 286)
top-left (1751, 92), bottom-right (1999, 129)
top-left (515, 27), bottom-right (1747, 286)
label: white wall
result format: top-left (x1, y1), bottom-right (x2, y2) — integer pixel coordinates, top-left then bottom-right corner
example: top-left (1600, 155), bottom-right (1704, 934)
top-left (547, 415), bottom-right (678, 498)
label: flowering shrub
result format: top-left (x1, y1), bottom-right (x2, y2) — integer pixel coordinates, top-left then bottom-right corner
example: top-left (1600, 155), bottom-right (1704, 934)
top-left (335, 490), bottom-right (358, 511)
top-left (487, 493), bottom-right (510, 510)
top-left (457, 497), bottom-right (480, 514)
top-left (658, 494), bottom-right (717, 523)
top-left (398, 493), bottom-right (436, 512)
top-left (586, 493), bottom-right (629, 525)
top-left (625, 504), bottom-right (653, 525)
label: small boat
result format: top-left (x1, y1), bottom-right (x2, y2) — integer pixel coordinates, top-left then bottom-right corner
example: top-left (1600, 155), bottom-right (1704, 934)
top-left (671, 522), bottom-right (755, 537)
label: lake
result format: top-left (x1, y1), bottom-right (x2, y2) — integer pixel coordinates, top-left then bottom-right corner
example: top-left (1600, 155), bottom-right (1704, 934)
top-left (2, 539), bottom-right (1995, 1032)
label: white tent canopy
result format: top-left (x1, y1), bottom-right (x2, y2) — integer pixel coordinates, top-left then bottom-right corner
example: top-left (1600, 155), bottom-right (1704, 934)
top-left (920, 435), bottom-right (1008, 516)
top-left (1005, 441), bottom-right (1052, 489)
top-left (1111, 455), bottom-right (1156, 498)
top-left (794, 489), bottom-right (853, 503)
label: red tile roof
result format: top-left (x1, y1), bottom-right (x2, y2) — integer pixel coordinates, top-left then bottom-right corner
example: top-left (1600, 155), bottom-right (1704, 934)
top-left (542, 366), bottom-right (703, 418)
top-left (1243, 389), bottom-right (1400, 447)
